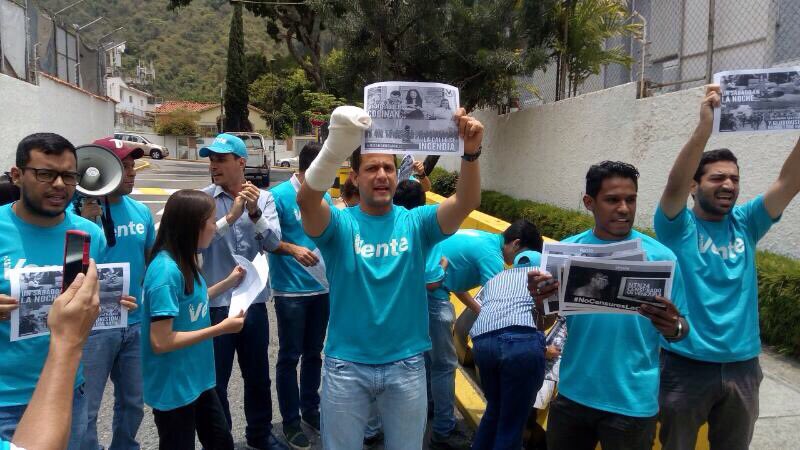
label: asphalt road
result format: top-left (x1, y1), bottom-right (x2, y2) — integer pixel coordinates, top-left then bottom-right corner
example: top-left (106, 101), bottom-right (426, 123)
top-left (95, 158), bottom-right (471, 449)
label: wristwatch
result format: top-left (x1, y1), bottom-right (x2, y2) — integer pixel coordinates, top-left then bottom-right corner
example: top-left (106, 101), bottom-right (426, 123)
top-left (461, 146), bottom-right (482, 162)
top-left (248, 208), bottom-right (262, 220)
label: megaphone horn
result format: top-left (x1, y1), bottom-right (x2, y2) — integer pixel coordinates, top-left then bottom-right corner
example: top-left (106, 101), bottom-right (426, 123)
top-left (75, 144), bottom-right (124, 197)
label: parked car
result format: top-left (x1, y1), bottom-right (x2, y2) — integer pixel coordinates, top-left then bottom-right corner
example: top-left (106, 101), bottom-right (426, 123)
top-left (278, 156), bottom-right (299, 168)
top-left (226, 132), bottom-right (271, 187)
top-left (112, 132), bottom-right (170, 159)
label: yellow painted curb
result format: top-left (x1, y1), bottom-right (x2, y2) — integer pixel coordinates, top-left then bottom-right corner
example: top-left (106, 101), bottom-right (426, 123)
top-left (134, 161), bottom-right (151, 171)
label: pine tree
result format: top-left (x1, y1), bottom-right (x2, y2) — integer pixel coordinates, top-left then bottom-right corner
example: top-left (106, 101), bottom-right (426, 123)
top-left (223, 2), bottom-right (252, 132)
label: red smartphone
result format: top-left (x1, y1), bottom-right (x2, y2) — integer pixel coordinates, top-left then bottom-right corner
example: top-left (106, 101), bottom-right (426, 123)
top-left (62, 230), bottom-right (91, 293)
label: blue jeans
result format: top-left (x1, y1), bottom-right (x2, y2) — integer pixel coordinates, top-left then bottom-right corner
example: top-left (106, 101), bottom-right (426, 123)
top-left (81, 324), bottom-right (144, 450)
top-left (0, 384), bottom-right (88, 450)
top-left (472, 327), bottom-right (545, 450)
top-left (210, 303), bottom-right (273, 444)
top-left (274, 294), bottom-right (329, 426)
top-left (425, 297), bottom-right (458, 437)
top-left (321, 354), bottom-right (427, 450)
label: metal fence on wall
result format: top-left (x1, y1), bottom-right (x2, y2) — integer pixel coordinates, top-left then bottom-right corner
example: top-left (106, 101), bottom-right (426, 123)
top-left (519, 0), bottom-right (800, 107)
top-left (0, 0), bottom-right (105, 96)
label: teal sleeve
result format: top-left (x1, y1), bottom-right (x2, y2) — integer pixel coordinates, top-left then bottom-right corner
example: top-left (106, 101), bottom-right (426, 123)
top-left (147, 285), bottom-right (180, 317)
top-left (417, 204), bottom-right (448, 249)
top-left (313, 204), bottom-right (342, 246)
top-left (654, 205), bottom-right (693, 244)
top-left (736, 195), bottom-right (779, 243)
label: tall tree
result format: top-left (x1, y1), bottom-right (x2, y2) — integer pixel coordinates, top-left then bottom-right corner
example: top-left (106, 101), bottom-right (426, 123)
top-left (224, 2), bottom-right (252, 131)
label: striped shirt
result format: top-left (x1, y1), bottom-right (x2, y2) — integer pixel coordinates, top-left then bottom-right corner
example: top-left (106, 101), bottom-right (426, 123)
top-left (470, 267), bottom-right (537, 338)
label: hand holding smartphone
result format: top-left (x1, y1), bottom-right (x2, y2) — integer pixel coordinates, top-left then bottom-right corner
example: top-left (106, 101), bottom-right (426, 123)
top-left (62, 230), bottom-right (91, 293)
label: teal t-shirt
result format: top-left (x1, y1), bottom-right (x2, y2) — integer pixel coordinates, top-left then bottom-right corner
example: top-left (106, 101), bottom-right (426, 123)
top-left (97, 197), bottom-right (155, 324)
top-left (654, 196), bottom-right (777, 362)
top-left (141, 251), bottom-right (215, 411)
top-left (558, 229), bottom-right (687, 417)
top-left (313, 204), bottom-right (448, 364)
top-left (0, 204), bottom-right (106, 407)
top-left (0, 439), bottom-right (10, 450)
top-left (514, 250), bottom-right (542, 268)
top-left (269, 177), bottom-right (332, 295)
top-left (425, 243), bottom-right (445, 285)
top-left (441, 230), bottom-right (505, 293)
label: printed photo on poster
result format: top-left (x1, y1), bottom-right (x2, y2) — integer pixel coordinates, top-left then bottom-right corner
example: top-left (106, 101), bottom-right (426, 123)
top-left (363, 81), bottom-right (463, 156)
top-left (714, 67), bottom-right (800, 133)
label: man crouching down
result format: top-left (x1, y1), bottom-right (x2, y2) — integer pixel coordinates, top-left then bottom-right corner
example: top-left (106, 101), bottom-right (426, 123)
top-left (297, 106), bottom-right (484, 450)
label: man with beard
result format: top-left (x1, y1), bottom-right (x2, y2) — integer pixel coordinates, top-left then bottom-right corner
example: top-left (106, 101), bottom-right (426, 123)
top-left (529, 161), bottom-right (688, 450)
top-left (297, 105), bottom-right (484, 450)
top-left (655, 85), bottom-right (800, 450)
top-left (0, 133), bottom-right (107, 449)
top-left (75, 138), bottom-right (152, 450)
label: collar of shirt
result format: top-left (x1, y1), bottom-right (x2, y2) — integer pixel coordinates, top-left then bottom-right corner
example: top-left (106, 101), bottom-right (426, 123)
top-left (290, 174), bottom-right (302, 193)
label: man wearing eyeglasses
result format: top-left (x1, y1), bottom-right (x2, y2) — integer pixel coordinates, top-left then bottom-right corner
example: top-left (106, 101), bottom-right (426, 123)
top-left (0, 133), bottom-right (107, 450)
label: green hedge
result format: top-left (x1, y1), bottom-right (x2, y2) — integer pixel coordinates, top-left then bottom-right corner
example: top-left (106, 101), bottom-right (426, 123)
top-left (431, 170), bottom-right (800, 358)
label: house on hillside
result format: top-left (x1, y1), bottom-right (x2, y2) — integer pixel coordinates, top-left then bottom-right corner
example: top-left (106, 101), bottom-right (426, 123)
top-left (154, 101), bottom-right (269, 136)
top-left (106, 77), bottom-right (156, 130)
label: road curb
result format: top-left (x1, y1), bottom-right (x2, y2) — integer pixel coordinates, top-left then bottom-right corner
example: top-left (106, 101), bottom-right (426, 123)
top-left (134, 161), bottom-right (151, 172)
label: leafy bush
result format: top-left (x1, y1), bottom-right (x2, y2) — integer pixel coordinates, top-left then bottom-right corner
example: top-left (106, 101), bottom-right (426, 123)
top-left (432, 170), bottom-right (800, 358)
top-left (430, 167), bottom-right (458, 197)
top-left (155, 109), bottom-right (199, 136)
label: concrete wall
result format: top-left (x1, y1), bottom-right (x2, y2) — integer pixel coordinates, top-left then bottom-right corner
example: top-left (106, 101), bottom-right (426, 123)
top-left (439, 82), bottom-right (800, 258)
top-left (0, 73), bottom-right (115, 172)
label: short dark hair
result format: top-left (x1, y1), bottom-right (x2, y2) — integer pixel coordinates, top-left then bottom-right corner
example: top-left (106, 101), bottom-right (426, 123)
top-left (299, 142), bottom-right (322, 172)
top-left (350, 147), bottom-right (397, 173)
top-left (149, 190), bottom-right (215, 295)
top-left (393, 179), bottom-right (426, 210)
top-left (693, 148), bottom-right (739, 182)
top-left (16, 133), bottom-right (76, 168)
top-left (585, 161), bottom-right (640, 198)
top-left (502, 219), bottom-right (544, 252)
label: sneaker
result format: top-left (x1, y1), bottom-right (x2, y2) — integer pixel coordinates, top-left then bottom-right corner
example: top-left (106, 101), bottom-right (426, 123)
top-left (429, 428), bottom-right (472, 450)
top-left (248, 432), bottom-right (291, 450)
top-left (301, 411), bottom-right (321, 433)
top-left (282, 422), bottom-right (311, 450)
top-left (363, 432), bottom-right (384, 448)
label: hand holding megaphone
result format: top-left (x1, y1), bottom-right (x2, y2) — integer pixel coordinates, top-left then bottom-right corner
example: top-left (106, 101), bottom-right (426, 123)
top-left (74, 144), bottom-right (125, 247)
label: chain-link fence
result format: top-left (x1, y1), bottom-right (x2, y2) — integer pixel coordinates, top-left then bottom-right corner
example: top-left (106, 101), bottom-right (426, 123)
top-left (519, 0), bottom-right (800, 107)
top-left (0, 0), bottom-right (106, 96)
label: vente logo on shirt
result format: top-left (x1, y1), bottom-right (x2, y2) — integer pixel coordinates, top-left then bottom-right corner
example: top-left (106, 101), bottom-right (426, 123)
top-left (698, 234), bottom-right (745, 261)
top-left (353, 234), bottom-right (410, 258)
top-left (115, 221), bottom-right (147, 238)
top-left (188, 302), bottom-right (209, 322)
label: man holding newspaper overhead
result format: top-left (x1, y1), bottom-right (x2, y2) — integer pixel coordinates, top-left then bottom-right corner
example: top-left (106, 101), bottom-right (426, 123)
top-left (529, 161), bottom-right (689, 450)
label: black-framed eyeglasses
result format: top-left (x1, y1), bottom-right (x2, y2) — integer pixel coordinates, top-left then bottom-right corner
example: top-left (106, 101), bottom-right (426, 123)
top-left (20, 167), bottom-right (81, 186)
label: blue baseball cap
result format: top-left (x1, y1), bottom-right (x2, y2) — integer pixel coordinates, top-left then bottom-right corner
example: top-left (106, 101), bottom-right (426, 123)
top-left (199, 133), bottom-right (248, 158)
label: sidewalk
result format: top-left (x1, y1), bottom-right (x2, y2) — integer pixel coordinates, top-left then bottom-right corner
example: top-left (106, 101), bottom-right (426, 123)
top-left (752, 346), bottom-right (800, 449)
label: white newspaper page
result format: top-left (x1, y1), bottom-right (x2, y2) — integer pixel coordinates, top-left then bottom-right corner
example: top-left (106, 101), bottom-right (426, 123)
top-left (362, 81), bottom-right (463, 156)
top-left (9, 263), bottom-right (130, 341)
top-left (713, 67), bottom-right (800, 133)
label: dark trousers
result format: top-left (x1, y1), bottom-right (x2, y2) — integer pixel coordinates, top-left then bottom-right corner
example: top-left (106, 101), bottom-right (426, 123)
top-left (210, 302), bottom-right (273, 443)
top-left (659, 350), bottom-right (762, 450)
top-left (546, 395), bottom-right (656, 450)
top-left (152, 388), bottom-right (233, 450)
top-left (471, 326), bottom-right (546, 450)
top-left (274, 294), bottom-right (330, 426)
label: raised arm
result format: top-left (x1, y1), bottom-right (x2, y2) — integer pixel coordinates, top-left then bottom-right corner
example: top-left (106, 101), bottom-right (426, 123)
top-left (436, 109), bottom-right (484, 234)
top-left (660, 85), bottom-right (720, 219)
top-left (299, 106), bottom-right (371, 237)
top-left (764, 136), bottom-right (800, 219)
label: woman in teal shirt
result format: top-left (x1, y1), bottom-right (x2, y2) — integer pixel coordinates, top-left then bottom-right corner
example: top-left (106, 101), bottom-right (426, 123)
top-left (141, 190), bottom-right (246, 450)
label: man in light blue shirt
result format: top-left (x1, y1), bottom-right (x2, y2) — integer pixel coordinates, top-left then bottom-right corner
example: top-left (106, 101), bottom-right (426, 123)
top-left (529, 161), bottom-right (688, 450)
top-left (0, 133), bottom-right (107, 450)
top-left (297, 106), bottom-right (485, 450)
top-left (74, 139), bottom-right (155, 450)
top-left (655, 85), bottom-right (800, 450)
top-left (268, 142), bottom-right (333, 449)
top-left (198, 134), bottom-right (286, 450)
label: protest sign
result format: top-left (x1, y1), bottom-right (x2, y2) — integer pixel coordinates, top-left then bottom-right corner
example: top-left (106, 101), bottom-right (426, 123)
top-left (397, 154), bottom-right (415, 181)
top-left (560, 257), bottom-right (674, 316)
top-left (9, 263), bottom-right (130, 341)
top-left (714, 67), bottom-right (800, 133)
top-left (362, 81), bottom-right (463, 156)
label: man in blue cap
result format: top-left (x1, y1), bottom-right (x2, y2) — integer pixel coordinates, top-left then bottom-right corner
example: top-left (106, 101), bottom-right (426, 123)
top-left (198, 133), bottom-right (287, 450)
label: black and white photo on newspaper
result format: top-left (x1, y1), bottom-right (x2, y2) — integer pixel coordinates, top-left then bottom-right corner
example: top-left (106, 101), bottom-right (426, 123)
top-left (713, 67), bottom-right (800, 133)
top-left (9, 263), bottom-right (130, 341)
top-left (560, 257), bottom-right (674, 316)
top-left (363, 81), bottom-right (463, 156)
top-left (538, 239), bottom-right (644, 315)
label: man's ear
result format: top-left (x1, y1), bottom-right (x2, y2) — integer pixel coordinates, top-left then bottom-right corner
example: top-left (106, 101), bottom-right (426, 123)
top-left (349, 170), bottom-right (358, 188)
top-left (583, 194), bottom-right (594, 212)
top-left (10, 166), bottom-right (22, 185)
